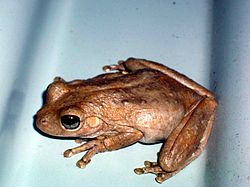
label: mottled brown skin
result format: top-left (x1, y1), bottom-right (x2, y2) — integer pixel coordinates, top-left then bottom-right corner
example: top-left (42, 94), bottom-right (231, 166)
top-left (36, 58), bottom-right (217, 183)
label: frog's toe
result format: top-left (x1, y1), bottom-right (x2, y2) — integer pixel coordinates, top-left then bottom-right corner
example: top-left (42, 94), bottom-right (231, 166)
top-left (155, 172), bottom-right (176, 183)
top-left (144, 160), bottom-right (158, 167)
top-left (134, 161), bottom-right (163, 175)
top-left (75, 138), bottom-right (85, 144)
top-left (76, 159), bottom-right (90, 169)
top-left (134, 168), bottom-right (145, 175)
top-left (64, 149), bottom-right (73, 158)
top-left (155, 176), bottom-right (165, 184)
top-left (53, 76), bottom-right (65, 82)
top-left (102, 62), bottom-right (127, 73)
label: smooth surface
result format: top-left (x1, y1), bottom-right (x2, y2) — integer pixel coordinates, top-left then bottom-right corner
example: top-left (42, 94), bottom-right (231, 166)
top-left (205, 1), bottom-right (250, 186)
top-left (0, 0), bottom-right (250, 187)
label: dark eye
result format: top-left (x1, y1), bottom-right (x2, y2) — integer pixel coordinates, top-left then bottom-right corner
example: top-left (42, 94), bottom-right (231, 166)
top-left (61, 115), bottom-right (80, 130)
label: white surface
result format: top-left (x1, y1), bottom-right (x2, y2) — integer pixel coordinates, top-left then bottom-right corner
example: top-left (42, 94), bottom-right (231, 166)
top-left (0, 1), bottom-right (250, 187)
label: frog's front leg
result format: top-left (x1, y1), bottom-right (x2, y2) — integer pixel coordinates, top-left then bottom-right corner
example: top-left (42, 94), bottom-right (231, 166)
top-left (135, 97), bottom-right (217, 183)
top-left (64, 130), bottom-right (143, 169)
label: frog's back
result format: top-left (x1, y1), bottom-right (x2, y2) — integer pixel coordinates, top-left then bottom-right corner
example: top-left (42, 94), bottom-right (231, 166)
top-left (85, 69), bottom-right (203, 143)
top-left (130, 70), bottom-right (203, 143)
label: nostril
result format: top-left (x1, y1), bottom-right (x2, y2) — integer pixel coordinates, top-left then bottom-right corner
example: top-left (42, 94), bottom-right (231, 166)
top-left (39, 117), bottom-right (47, 125)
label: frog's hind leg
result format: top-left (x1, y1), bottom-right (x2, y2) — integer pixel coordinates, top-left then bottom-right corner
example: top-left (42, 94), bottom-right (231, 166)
top-left (116, 58), bottom-right (215, 98)
top-left (134, 97), bottom-right (217, 183)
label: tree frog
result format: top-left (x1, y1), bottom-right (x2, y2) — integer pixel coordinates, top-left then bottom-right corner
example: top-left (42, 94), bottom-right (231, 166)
top-left (36, 58), bottom-right (217, 183)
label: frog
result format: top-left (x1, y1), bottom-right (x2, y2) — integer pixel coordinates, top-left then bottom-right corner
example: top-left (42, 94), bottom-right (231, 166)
top-left (36, 58), bottom-right (217, 183)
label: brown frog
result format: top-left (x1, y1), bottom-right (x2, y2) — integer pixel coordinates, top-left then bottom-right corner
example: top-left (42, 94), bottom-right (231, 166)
top-left (36, 58), bottom-right (217, 183)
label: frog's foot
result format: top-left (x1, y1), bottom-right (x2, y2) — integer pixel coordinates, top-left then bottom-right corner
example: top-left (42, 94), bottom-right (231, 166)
top-left (102, 61), bottom-right (128, 74)
top-left (63, 139), bottom-right (107, 169)
top-left (134, 161), bottom-right (177, 184)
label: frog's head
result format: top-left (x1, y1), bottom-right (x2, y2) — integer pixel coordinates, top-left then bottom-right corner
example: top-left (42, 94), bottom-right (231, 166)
top-left (36, 78), bottom-right (106, 138)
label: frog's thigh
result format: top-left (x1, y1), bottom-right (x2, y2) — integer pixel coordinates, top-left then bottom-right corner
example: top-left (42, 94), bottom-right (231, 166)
top-left (159, 97), bottom-right (217, 173)
top-left (120, 58), bottom-right (215, 98)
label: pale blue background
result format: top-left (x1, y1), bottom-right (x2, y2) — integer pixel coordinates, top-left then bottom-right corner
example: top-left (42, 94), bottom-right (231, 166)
top-left (0, 0), bottom-right (250, 187)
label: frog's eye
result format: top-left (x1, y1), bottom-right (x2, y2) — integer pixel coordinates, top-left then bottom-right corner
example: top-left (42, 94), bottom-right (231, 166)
top-left (61, 115), bottom-right (80, 130)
